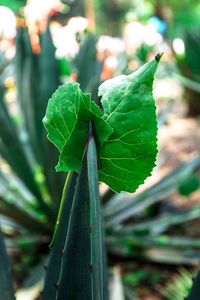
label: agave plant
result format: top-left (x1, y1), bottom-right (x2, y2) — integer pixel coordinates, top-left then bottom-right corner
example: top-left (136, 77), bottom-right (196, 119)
top-left (1, 20), bottom-right (200, 299)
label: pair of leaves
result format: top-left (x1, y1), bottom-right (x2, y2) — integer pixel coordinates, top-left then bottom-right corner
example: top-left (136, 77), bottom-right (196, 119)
top-left (43, 83), bottom-right (113, 171)
top-left (43, 56), bottom-right (160, 192)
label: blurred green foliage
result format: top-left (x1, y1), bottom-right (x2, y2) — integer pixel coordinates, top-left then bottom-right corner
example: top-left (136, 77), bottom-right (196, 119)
top-left (95, 0), bottom-right (133, 35)
top-left (178, 175), bottom-right (200, 197)
top-left (0, 0), bottom-right (25, 12)
top-left (162, 269), bottom-right (193, 300)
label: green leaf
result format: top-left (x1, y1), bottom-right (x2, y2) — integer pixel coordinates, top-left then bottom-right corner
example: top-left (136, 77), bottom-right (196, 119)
top-left (87, 126), bottom-right (108, 300)
top-left (74, 34), bottom-right (100, 94)
top-left (44, 57), bottom-right (160, 193)
top-left (42, 130), bottom-right (108, 300)
top-left (43, 83), bottom-right (80, 153)
top-left (41, 172), bottom-right (78, 300)
top-left (98, 57), bottom-right (160, 192)
top-left (43, 83), bottom-right (113, 172)
top-left (0, 87), bottom-right (44, 204)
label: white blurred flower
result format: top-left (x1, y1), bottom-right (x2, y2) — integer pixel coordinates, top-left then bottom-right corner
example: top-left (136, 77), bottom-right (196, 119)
top-left (105, 56), bottom-right (118, 70)
top-left (0, 6), bottom-right (16, 39)
top-left (0, 6), bottom-right (16, 59)
top-left (173, 38), bottom-right (185, 56)
top-left (97, 35), bottom-right (125, 55)
top-left (67, 17), bottom-right (88, 33)
top-left (124, 21), bottom-right (163, 54)
top-left (144, 27), bottom-right (163, 46)
top-left (51, 17), bottom-right (88, 59)
top-left (124, 22), bottom-right (145, 54)
top-left (24, 0), bottom-right (64, 53)
top-left (24, 0), bottom-right (62, 30)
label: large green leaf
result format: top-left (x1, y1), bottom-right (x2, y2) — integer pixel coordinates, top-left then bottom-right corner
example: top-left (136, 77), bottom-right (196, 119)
top-left (44, 57), bottom-right (160, 193)
top-left (98, 57), bottom-right (160, 192)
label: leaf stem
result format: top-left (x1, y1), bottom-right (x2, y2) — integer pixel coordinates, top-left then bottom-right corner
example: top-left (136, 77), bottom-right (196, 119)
top-left (49, 172), bottom-right (72, 248)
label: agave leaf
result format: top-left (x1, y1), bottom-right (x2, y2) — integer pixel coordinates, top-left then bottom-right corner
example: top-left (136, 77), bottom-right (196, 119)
top-left (15, 26), bottom-right (64, 206)
top-left (52, 156), bottom-right (91, 299)
top-left (0, 94), bottom-right (43, 203)
top-left (108, 235), bottom-right (200, 249)
top-left (56, 137), bottom-right (107, 299)
top-left (15, 27), bottom-right (61, 163)
top-left (42, 129), bottom-right (108, 299)
top-left (175, 73), bottom-right (200, 93)
top-left (41, 172), bottom-right (78, 300)
top-left (39, 27), bottom-right (65, 204)
top-left (15, 27), bottom-right (41, 161)
top-left (104, 153), bottom-right (200, 226)
top-left (143, 248), bottom-right (200, 265)
top-left (0, 195), bottom-right (48, 233)
top-left (107, 243), bottom-right (200, 265)
top-left (87, 126), bottom-right (108, 299)
top-left (39, 27), bottom-right (61, 143)
top-left (0, 172), bottom-right (48, 232)
top-left (0, 231), bottom-right (15, 300)
top-left (74, 33), bottom-right (101, 96)
top-left (116, 207), bottom-right (200, 236)
top-left (42, 165), bottom-right (91, 300)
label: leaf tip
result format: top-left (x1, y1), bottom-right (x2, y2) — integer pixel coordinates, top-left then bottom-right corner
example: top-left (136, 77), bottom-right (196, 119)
top-left (155, 52), bottom-right (163, 62)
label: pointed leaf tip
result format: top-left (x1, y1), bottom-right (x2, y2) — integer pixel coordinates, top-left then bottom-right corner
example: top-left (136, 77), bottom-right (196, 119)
top-left (155, 52), bottom-right (163, 62)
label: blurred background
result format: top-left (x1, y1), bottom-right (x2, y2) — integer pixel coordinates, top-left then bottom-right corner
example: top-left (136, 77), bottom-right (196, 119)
top-left (0, 0), bottom-right (200, 299)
